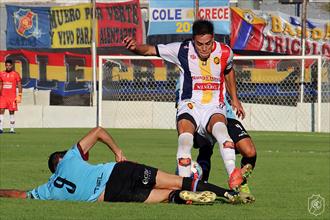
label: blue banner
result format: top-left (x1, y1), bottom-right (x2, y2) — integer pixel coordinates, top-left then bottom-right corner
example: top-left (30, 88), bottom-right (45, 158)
top-left (148, 0), bottom-right (229, 36)
top-left (148, 0), bottom-right (194, 35)
top-left (6, 5), bottom-right (51, 48)
top-left (199, 0), bottom-right (230, 35)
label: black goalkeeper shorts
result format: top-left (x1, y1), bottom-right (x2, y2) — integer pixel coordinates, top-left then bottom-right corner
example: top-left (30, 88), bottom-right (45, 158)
top-left (104, 161), bottom-right (158, 203)
top-left (227, 118), bottom-right (250, 143)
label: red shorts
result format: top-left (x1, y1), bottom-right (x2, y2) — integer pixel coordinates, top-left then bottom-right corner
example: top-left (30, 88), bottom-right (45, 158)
top-left (0, 96), bottom-right (18, 111)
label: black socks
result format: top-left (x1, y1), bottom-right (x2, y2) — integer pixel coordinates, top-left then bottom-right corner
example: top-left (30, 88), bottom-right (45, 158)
top-left (182, 177), bottom-right (231, 198)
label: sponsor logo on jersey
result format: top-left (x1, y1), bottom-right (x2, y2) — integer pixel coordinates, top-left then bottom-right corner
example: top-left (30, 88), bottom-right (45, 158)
top-left (93, 173), bottom-right (104, 193)
top-left (214, 57), bottom-right (220, 65)
top-left (193, 83), bottom-right (220, 90)
top-left (3, 84), bottom-right (13, 89)
top-left (192, 75), bottom-right (220, 82)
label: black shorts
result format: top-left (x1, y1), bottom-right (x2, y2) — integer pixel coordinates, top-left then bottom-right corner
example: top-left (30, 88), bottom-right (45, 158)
top-left (227, 118), bottom-right (250, 143)
top-left (104, 161), bottom-right (158, 203)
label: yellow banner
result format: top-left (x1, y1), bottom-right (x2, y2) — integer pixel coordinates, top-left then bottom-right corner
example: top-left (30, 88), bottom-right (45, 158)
top-left (51, 4), bottom-right (95, 48)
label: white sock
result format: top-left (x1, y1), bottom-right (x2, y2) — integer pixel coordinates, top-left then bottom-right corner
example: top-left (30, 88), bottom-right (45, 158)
top-left (176, 132), bottom-right (194, 177)
top-left (212, 122), bottom-right (236, 176)
top-left (9, 114), bottom-right (15, 131)
top-left (0, 114), bottom-right (3, 130)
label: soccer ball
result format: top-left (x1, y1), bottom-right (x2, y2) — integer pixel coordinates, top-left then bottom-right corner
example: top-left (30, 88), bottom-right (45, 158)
top-left (175, 160), bottom-right (203, 180)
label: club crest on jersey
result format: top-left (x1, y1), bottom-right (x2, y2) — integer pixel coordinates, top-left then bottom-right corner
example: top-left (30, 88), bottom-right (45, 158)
top-left (187, 103), bottom-right (194, 109)
top-left (190, 54), bottom-right (197, 60)
top-left (214, 57), bottom-right (220, 65)
top-left (14, 9), bottom-right (38, 38)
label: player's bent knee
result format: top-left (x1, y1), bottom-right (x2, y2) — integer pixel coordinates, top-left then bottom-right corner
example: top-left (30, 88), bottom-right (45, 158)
top-left (237, 139), bottom-right (256, 157)
top-left (246, 147), bottom-right (256, 157)
top-left (241, 145), bottom-right (256, 158)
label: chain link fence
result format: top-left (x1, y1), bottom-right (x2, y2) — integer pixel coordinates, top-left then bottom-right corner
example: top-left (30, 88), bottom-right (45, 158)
top-left (102, 56), bottom-right (329, 105)
top-left (100, 55), bottom-right (329, 131)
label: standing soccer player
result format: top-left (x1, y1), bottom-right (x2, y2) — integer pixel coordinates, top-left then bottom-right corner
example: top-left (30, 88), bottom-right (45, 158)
top-left (193, 96), bottom-right (257, 198)
top-left (123, 20), bottom-right (246, 188)
top-left (174, 78), bottom-right (256, 195)
top-left (0, 59), bottom-right (22, 134)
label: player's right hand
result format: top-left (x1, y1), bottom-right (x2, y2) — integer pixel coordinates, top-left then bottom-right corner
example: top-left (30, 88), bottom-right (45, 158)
top-left (16, 94), bottom-right (22, 103)
top-left (123, 36), bottom-right (136, 51)
top-left (231, 99), bottom-right (245, 120)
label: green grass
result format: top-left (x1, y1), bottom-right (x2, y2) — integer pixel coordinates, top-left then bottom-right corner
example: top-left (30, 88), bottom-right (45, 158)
top-left (0, 129), bottom-right (329, 220)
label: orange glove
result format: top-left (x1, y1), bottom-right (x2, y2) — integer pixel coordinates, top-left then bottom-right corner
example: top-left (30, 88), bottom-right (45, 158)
top-left (16, 93), bottom-right (22, 103)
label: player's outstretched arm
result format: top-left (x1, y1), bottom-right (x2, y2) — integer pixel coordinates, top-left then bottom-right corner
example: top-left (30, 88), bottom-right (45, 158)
top-left (225, 70), bottom-right (245, 119)
top-left (17, 80), bottom-right (22, 94)
top-left (0, 189), bottom-right (27, 199)
top-left (123, 36), bottom-right (157, 56)
top-left (78, 127), bottom-right (126, 162)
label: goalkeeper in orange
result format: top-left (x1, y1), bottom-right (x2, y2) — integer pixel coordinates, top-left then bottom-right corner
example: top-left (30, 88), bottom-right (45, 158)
top-left (0, 59), bottom-right (22, 134)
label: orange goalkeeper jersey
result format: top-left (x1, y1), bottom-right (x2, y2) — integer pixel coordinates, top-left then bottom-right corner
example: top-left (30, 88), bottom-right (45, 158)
top-left (0, 70), bottom-right (21, 98)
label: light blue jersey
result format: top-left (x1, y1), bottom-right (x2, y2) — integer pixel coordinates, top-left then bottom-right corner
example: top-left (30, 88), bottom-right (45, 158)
top-left (225, 97), bottom-right (236, 120)
top-left (29, 145), bottom-right (116, 202)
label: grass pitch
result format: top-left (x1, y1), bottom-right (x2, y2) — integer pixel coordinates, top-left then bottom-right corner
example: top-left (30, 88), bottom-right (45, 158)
top-left (0, 128), bottom-right (329, 220)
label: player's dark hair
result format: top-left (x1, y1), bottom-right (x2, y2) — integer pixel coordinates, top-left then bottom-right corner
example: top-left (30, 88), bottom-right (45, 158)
top-left (192, 20), bottom-right (214, 36)
top-left (5, 59), bottom-right (13, 64)
top-left (48, 150), bottom-right (67, 173)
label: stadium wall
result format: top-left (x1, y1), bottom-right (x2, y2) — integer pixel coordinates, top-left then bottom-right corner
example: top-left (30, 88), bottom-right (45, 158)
top-left (241, 103), bottom-right (329, 132)
top-left (100, 101), bottom-right (330, 132)
top-left (4, 96), bottom-right (330, 132)
top-left (2, 106), bottom-right (96, 128)
top-left (3, 101), bottom-right (328, 132)
top-left (101, 101), bottom-right (176, 129)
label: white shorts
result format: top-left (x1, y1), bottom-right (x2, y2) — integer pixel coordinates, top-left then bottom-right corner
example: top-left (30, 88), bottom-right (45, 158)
top-left (176, 100), bottom-right (227, 139)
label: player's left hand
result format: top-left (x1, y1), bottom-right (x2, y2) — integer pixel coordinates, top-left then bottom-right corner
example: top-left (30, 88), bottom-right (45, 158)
top-left (16, 94), bottom-right (22, 103)
top-left (123, 36), bottom-right (136, 51)
top-left (115, 150), bottom-right (127, 162)
top-left (231, 99), bottom-right (245, 119)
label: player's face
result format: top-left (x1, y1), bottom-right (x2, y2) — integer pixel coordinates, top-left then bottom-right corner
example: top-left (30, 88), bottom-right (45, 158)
top-left (5, 63), bottom-right (13, 72)
top-left (193, 34), bottom-right (214, 61)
